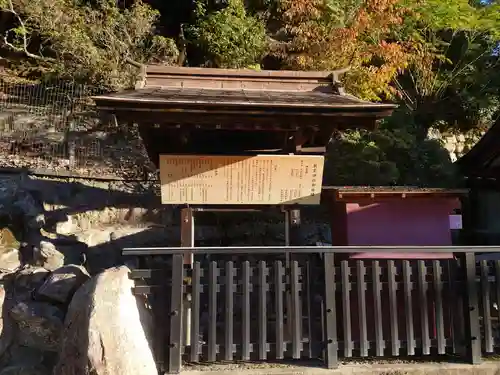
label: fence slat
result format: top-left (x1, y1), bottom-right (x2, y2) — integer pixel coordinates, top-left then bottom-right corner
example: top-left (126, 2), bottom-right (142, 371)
top-left (152, 262), bottom-right (166, 372)
top-left (372, 260), bottom-right (384, 356)
top-left (130, 269), bottom-right (160, 279)
top-left (417, 260), bottom-right (430, 355)
top-left (495, 261), bottom-right (500, 348)
top-left (463, 253), bottom-right (481, 364)
top-left (402, 260), bottom-right (415, 356)
top-left (387, 260), bottom-right (399, 356)
top-left (242, 261), bottom-right (251, 361)
top-left (290, 260), bottom-right (302, 359)
top-left (356, 261), bottom-right (368, 357)
top-left (168, 254), bottom-right (184, 373)
top-left (190, 262), bottom-right (201, 362)
top-left (208, 261), bottom-right (218, 362)
top-left (225, 261), bottom-right (235, 361)
top-left (132, 285), bottom-right (157, 294)
top-left (274, 261), bottom-right (285, 359)
top-left (258, 261), bottom-right (268, 360)
top-left (323, 253), bottom-right (338, 368)
top-left (305, 261), bottom-right (315, 358)
top-left (480, 260), bottom-right (494, 353)
top-left (341, 261), bottom-right (353, 357)
top-left (432, 260), bottom-right (445, 355)
top-left (449, 259), bottom-right (464, 355)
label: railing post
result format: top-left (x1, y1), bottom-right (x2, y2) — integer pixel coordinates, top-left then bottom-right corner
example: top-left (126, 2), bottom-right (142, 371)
top-left (462, 252), bottom-right (481, 365)
top-left (322, 252), bottom-right (338, 368)
top-left (181, 208), bottom-right (194, 349)
top-left (168, 253), bottom-right (185, 373)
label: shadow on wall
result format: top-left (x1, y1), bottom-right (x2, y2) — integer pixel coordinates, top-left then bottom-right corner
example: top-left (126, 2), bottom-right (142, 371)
top-left (0, 173), bottom-right (332, 275)
top-left (0, 174), bottom-right (180, 274)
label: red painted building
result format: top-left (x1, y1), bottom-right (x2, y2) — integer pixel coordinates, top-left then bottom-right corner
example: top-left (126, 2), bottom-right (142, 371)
top-left (322, 187), bottom-right (467, 354)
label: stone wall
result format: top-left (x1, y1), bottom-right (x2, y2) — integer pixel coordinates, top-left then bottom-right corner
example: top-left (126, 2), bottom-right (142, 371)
top-left (427, 127), bottom-right (485, 162)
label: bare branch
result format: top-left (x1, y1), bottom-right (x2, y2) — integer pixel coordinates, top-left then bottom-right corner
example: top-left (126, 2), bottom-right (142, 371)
top-left (1, 0), bottom-right (55, 61)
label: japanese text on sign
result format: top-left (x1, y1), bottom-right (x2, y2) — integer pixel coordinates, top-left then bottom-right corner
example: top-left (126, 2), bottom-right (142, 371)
top-left (159, 154), bottom-right (325, 205)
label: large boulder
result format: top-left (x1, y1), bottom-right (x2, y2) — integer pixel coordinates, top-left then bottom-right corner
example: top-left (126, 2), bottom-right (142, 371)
top-left (0, 365), bottom-right (49, 375)
top-left (37, 265), bottom-right (90, 304)
top-left (0, 285), bottom-right (14, 357)
top-left (9, 301), bottom-right (65, 351)
top-left (53, 266), bottom-right (157, 375)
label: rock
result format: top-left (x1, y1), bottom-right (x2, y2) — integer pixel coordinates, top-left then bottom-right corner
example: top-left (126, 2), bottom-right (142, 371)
top-left (55, 216), bottom-right (75, 236)
top-left (48, 243), bottom-right (87, 266)
top-left (0, 366), bottom-right (49, 375)
top-left (9, 301), bottom-right (65, 351)
top-left (37, 265), bottom-right (90, 304)
top-left (11, 267), bottom-right (50, 302)
top-left (33, 242), bottom-right (64, 271)
top-left (0, 228), bottom-right (22, 272)
top-left (0, 249), bottom-right (21, 273)
top-left (0, 285), bottom-right (14, 357)
top-left (53, 266), bottom-right (157, 375)
top-left (4, 345), bottom-right (45, 367)
top-left (13, 191), bottom-right (41, 221)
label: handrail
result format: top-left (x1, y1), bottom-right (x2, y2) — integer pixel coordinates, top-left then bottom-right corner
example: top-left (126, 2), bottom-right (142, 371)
top-left (122, 245), bottom-right (500, 256)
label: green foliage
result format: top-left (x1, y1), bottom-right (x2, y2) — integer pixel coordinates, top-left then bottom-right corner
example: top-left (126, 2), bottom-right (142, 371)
top-left (1, 0), bottom-right (178, 89)
top-left (324, 116), bottom-right (460, 187)
top-left (4, 0), bottom-right (500, 187)
top-left (393, 0), bottom-right (500, 132)
top-left (187, 0), bottom-right (268, 68)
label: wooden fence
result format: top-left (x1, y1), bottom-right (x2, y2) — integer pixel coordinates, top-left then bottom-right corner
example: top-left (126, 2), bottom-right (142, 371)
top-left (123, 246), bottom-right (500, 374)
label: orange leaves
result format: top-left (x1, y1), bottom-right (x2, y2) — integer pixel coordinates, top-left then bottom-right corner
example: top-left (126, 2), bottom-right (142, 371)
top-left (275, 0), bottom-right (426, 101)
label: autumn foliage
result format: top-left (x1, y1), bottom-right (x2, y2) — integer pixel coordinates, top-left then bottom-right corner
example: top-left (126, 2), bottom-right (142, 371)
top-left (273, 0), bottom-right (423, 100)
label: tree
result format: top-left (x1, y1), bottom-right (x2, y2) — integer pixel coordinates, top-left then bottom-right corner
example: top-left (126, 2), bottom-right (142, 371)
top-left (388, 0), bottom-right (500, 133)
top-left (0, 0), bottom-right (178, 89)
top-left (266, 0), bottom-right (419, 101)
top-left (324, 118), bottom-right (459, 187)
top-left (186, 0), bottom-right (268, 69)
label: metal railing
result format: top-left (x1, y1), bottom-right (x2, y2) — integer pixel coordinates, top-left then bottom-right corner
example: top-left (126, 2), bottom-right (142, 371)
top-left (123, 246), bottom-right (500, 374)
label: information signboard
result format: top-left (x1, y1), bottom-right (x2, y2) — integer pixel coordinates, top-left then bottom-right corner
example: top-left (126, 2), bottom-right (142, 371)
top-left (159, 154), bottom-right (324, 205)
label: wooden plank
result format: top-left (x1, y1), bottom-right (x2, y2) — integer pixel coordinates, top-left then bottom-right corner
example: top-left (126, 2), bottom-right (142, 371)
top-left (274, 261), bottom-right (285, 359)
top-left (356, 261), bottom-right (368, 357)
top-left (258, 261), bottom-right (268, 360)
top-left (387, 260), bottom-right (400, 356)
top-left (463, 253), bottom-right (481, 364)
top-left (152, 270), bottom-right (167, 372)
top-left (224, 261), bottom-right (235, 361)
top-left (449, 259), bottom-right (464, 355)
top-left (417, 260), bottom-right (431, 355)
top-left (372, 260), bottom-right (384, 356)
top-left (190, 262), bottom-right (202, 363)
top-left (432, 260), bottom-right (446, 355)
top-left (208, 261), bottom-right (218, 362)
top-left (159, 154), bottom-right (324, 205)
top-left (132, 285), bottom-right (158, 294)
top-left (323, 253), bottom-right (338, 368)
top-left (495, 261), bottom-right (500, 348)
top-left (290, 261), bottom-right (302, 359)
top-left (180, 207), bottom-right (195, 265)
top-left (305, 260), bottom-right (315, 358)
top-left (402, 261), bottom-right (415, 356)
top-left (130, 269), bottom-right (161, 279)
top-left (168, 254), bottom-right (184, 373)
top-left (480, 260), bottom-right (494, 353)
top-left (341, 261), bottom-right (353, 357)
top-left (242, 261), bottom-right (251, 360)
